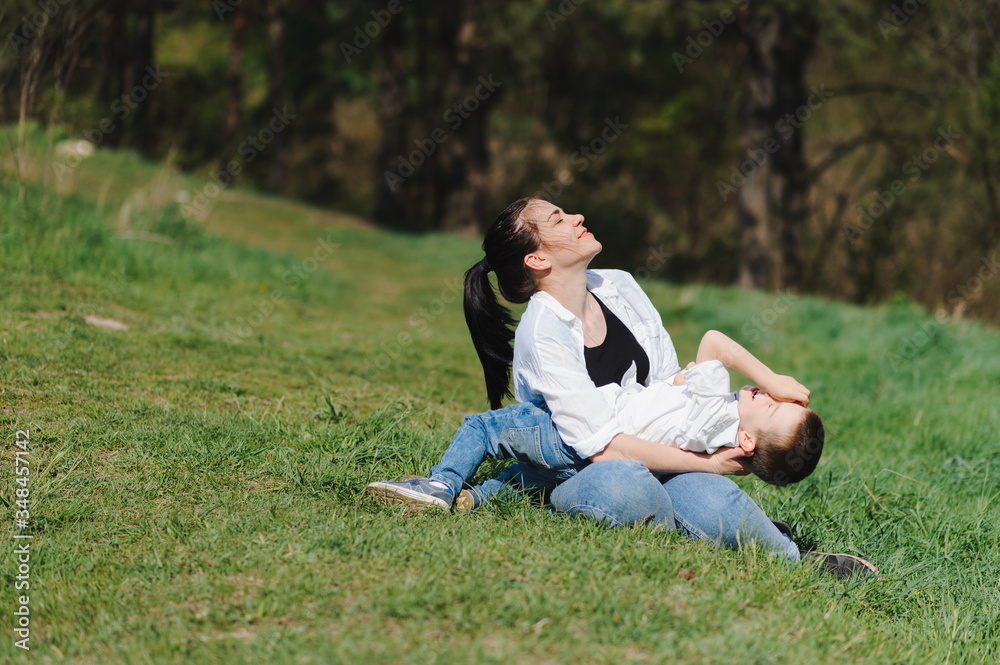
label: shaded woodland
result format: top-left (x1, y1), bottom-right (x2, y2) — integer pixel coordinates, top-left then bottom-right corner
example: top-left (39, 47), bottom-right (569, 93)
top-left (2, 0), bottom-right (999, 320)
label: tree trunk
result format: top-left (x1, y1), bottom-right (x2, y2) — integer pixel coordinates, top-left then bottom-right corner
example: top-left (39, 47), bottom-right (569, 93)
top-left (266, 0), bottom-right (288, 193)
top-left (768, 16), bottom-right (817, 291)
top-left (129, 0), bottom-right (157, 150)
top-left (736, 9), bottom-right (778, 289)
top-left (439, 0), bottom-right (493, 234)
top-left (219, 1), bottom-right (248, 172)
top-left (97, 0), bottom-right (125, 146)
top-left (442, 103), bottom-right (491, 233)
top-left (373, 12), bottom-right (406, 227)
top-left (16, 37), bottom-right (45, 200)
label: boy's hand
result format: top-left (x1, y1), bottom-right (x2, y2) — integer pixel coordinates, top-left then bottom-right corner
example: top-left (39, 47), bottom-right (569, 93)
top-left (763, 374), bottom-right (810, 406)
top-left (672, 361), bottom-right (696, 385)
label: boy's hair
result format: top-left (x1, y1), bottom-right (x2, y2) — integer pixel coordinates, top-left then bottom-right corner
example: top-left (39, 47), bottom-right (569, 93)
top-left (748, 410), bottom-right (824, 487)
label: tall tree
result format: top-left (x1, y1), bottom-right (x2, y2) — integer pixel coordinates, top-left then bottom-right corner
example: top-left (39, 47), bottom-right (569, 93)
top-left (735, 7), bottom-right (777, 288)
top-left (266, 0), bottom-right (288, 192)
top-left (129, 0), bottom-right (157, 150)
top-left (767, 12), bottom-right (818, 290)
top-left (219, 0), bottom-right (248, 172)
top-left (438, 0), bottom-right (496, 233)
top-left (373, 9), bottom-right (406, 227)
top-left (735, 2), bottom-right (818, 290)
top-left (97, 0), bottom-right (125, 146)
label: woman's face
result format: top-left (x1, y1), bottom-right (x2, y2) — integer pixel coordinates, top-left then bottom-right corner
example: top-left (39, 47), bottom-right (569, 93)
top-left (526, 200), bottom-right (602, 269)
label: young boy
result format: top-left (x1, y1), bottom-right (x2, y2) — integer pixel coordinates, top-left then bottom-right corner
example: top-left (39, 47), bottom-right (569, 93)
top-left (611, 358), bottom-right (822, 485)
top-left (367, 329), bottom-right (823, 509)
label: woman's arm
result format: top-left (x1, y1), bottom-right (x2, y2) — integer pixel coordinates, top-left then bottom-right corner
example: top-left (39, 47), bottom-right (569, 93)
top-left (590, 432), bottom-right (750, 475)
top-left (695, 330), bottom-right (809, 404)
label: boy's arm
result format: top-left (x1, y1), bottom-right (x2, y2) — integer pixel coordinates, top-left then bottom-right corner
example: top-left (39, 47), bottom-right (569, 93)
top-left (695, 330), bottom-right (810, 405)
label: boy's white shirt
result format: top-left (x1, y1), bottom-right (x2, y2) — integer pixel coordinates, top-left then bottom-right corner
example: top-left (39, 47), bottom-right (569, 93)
top-left (613, 359), bottom-right (740, 454)
top-left (513, 269), bottom-right (682, 459)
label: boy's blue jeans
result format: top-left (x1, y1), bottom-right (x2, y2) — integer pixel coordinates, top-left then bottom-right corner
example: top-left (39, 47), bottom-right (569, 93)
top-left (428, 403), bottom-right (799, 561)
top-left (429, 402), bottom-right (585, 498)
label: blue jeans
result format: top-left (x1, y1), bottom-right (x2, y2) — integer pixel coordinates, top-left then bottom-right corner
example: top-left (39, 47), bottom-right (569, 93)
top-left (463, 461), bottom-right (563, 506)
top-left (550, 460), bottom-right (800, 560)
top-left (432, 404), bottom-right (799, 561)
top-left (429, 403), bottom-right (587, 497)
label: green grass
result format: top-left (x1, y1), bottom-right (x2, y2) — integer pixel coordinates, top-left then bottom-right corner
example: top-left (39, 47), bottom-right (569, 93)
top-left (2, 144), bottom-right (1000, 664)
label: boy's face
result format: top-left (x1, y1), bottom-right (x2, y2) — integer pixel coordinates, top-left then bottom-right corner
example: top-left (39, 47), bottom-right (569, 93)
top-left (736, 385), bottom-right (807, 442)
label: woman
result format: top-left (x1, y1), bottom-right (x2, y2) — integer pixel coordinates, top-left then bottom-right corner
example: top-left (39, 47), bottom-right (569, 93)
top-left (369, 197), bottom-right (875, 577)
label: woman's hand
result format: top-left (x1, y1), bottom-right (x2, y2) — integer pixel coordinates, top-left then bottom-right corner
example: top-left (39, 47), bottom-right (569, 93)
top-left (702, 446), bottom-right (751, 476)
top-left (762, 374), bottom-right (810, 406)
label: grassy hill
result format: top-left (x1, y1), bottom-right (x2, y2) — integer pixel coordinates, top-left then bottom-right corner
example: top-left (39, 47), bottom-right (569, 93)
top-left (2, 143), bottom-right (1000, 664)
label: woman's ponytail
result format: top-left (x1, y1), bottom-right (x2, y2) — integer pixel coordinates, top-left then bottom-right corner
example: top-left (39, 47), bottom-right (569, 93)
top-left (464, 259), bottom-right (516, 410)
top-left (463, 197), bottom-right (541, 410)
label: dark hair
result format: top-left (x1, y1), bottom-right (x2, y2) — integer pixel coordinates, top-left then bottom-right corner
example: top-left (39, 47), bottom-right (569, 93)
top-left (464, 197), bottom-right (543, 409)
top-left (749, 409), bottom-right (824, 486)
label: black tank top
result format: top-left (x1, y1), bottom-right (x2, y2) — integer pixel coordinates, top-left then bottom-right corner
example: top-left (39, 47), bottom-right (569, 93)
top-left (584, 295), bottom-right (650, 388)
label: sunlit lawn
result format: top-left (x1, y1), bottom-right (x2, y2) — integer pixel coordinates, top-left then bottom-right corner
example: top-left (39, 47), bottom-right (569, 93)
top-left (2, 142), bottom-right (1000, 663)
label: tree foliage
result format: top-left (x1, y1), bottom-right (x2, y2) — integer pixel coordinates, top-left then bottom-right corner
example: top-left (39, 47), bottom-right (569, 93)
top-left (1, 0), bottom-right (998, 320)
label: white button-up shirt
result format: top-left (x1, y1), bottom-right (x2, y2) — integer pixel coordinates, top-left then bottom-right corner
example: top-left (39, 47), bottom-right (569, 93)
top-left (614, 360), bottom-right (740, 455)
top-left (513, 269), bottom-right (682, 458)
